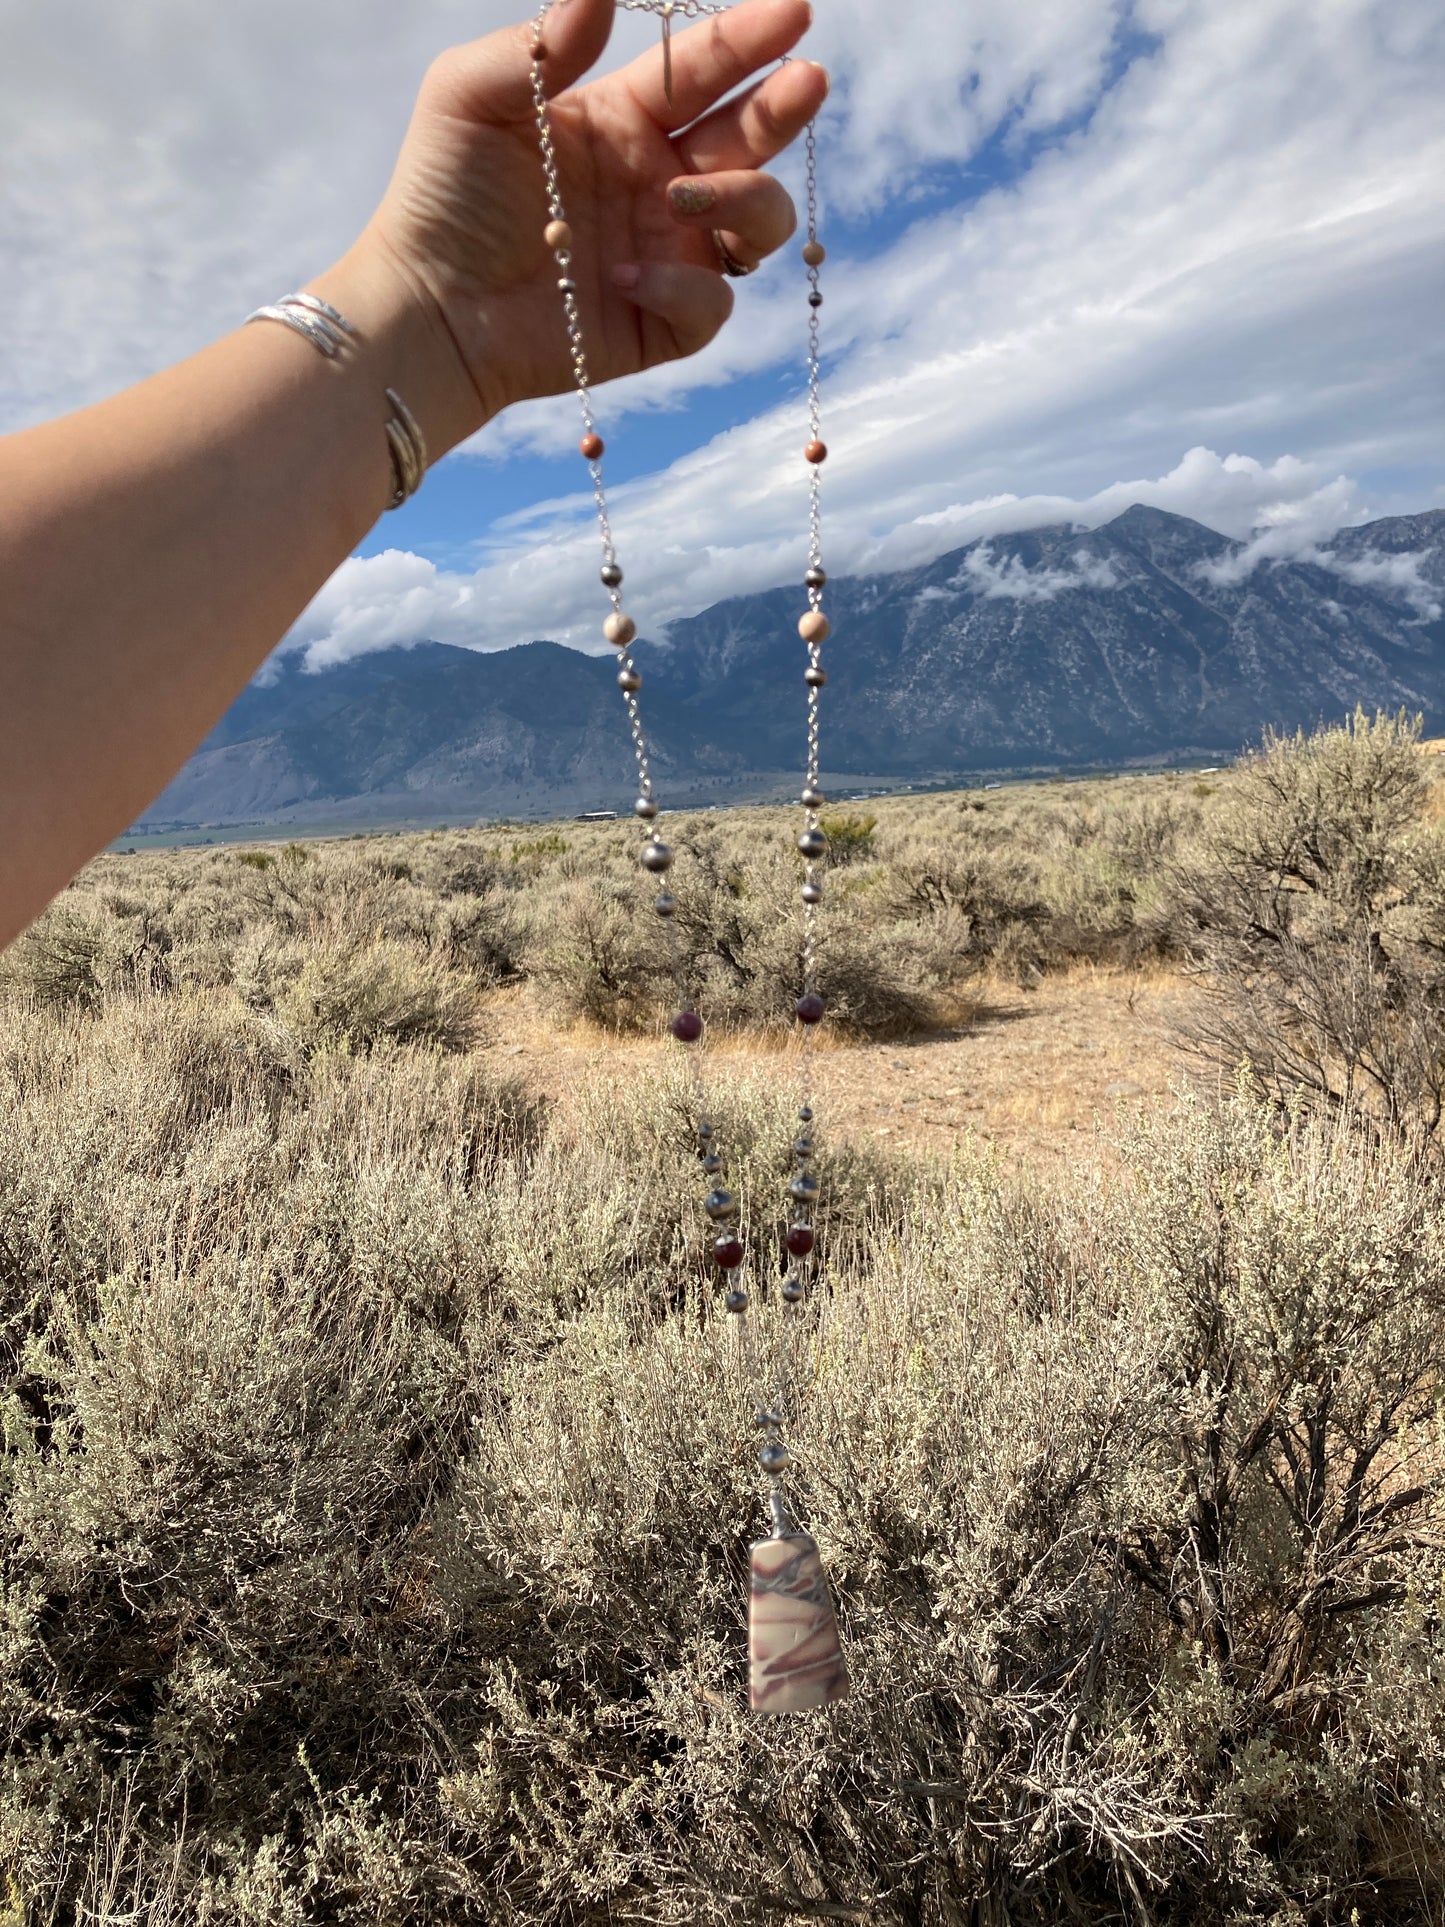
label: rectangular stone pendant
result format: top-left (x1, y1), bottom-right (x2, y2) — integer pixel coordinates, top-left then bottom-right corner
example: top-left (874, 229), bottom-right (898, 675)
top-left (749, 1532), bottom-right (850, 1714)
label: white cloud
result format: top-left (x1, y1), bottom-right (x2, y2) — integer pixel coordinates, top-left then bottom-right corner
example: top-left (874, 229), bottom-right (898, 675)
top-left (959, 548), bottom-right (1119, 601)
top-left (1326, 551), bottom-right (1442, 621)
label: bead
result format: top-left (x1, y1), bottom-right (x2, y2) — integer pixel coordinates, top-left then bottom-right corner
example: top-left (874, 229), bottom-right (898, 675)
top-left (798, 1105), bottom-right (814, 1123)
top-left (701, 1153), bottom-right (723, 1175)
top-left (641, 840), bottom-right (673, 874)
top-left (801, 785), bottom-right (825, 809)
top-left (601, 561), bottom-right (623, 588)
top-left (796, 994), bottom-right (825, 1026)
top-left (714, 1236), bottom-right (745, 1269)
top-left (697, 1121), bottom-right (715, 1141)
top-left (754, 1408), bottom-right (784, 1431)
top-left (580, 433), bottom-right (605, 460)
top-left (805, 441), bottom-right (828, 465)
top-left (794, 1138), bottom-right (815, 1159)
top-left (672, 1010), bottom-right (704, 1043)
top-left (654, 891), bottom-right (677, 918)
top-left (803, 240), bottom-right (826, 267)
top-left (808, 291), bottom-right (824, 309)
top-left (531, 38), bottom-right (548, 60)
top-left (801, 881), bottom-right (824, 905)
top-left (791, 1172), bottom-right (821, 1204)
top-left (544, 218), bottom-right (571, 250)
top-left (759, 1440), bottom-right (791, 1475)
top-left (704, 1189), bottom-right (739, 1222)
top-left (786, 1224), bottom-right (815, 1257)
top-left (805, 566), bottom-right (827, 590)
top-left (799, 611), bottom-right (830, 645)
top-left (781, 1278), bottom-right (806, 1305)
top-left (557, 276), bottom-right (577, 295)
top-left (604, 612), bottom-right (637, 648)
top-left (798, 827), bottom-right (828, 859)
top-left (805, 665), bottom-right (828, 688)
top-left (617, 665), bottom-right (642, 693)
top-left (634, 795), bottom-right (659, 820)
top-left (725, 1288), bottom-right (749, 1314)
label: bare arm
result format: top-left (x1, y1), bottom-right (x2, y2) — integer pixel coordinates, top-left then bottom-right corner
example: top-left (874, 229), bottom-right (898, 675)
top-left (0, 0), bottom-right (825, 946)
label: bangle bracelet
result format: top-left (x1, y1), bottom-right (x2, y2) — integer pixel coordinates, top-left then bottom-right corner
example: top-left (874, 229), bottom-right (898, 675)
top-left (244, 292), bottom-right (427, 512)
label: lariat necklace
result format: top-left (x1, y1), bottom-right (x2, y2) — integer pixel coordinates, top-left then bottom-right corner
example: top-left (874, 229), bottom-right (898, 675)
top-left (529, 1), bottom-right (848, 1714)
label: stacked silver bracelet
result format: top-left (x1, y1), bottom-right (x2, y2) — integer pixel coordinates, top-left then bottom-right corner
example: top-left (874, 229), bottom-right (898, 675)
top-left (243, 292), bottom-right (427, 511)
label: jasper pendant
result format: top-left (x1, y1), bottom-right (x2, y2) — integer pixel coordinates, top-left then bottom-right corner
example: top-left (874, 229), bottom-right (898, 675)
top-left (749, 1532), bottom-right (850, 1713)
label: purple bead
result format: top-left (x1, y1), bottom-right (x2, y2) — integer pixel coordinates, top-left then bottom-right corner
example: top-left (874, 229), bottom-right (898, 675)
top-left (795, 994), bottom-right (826, 1026)
top-left (671, 1010), bottom-right (704, 1043)
top-left (713, 1236), bottom-right (745, 1270)
top-left (786, 1224), bottom-right (816, 1258)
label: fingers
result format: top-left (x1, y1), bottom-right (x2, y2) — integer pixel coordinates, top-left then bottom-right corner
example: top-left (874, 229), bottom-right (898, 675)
top-left (677, 57), bottom-right (829, 175)
top-left (422, 0), bottom-right (615, 125)
top-left (610, 261), bottom-right (735, 359)
top-left (667, 170), bottom-right (797, 270)
top-left (622, 0), bottom-right (813, 133)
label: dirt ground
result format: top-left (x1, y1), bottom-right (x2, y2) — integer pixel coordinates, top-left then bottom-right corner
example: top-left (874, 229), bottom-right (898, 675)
top-left (482, 966), bottom-right (1206, 1169)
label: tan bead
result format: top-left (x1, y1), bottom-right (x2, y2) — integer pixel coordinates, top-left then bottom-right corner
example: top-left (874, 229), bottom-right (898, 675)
top-left (544, 220), bottom-right (573, 252)
top-left (604, 612), bottom-right (637, 647)
top-left (805, 441), bottom-right (828, 465)
top-left (802, 240), bottom-right (826, 268)
top-left (580, 433), bottom-right (605, 461)
top-left (799, 611), bottom-right (830, 644)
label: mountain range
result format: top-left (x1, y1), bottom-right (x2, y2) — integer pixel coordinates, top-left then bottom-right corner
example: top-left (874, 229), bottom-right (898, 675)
top-left (136, 505), bottom-right (1445, 831)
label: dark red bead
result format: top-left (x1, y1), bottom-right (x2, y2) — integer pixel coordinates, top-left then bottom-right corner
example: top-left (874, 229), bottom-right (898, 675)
top-left (671, 1010), bottom-right (704, 1043)
top-left (795, 994), bottom-right (826, 1025)
top-left (713, 1236), bottom-right (745, 1270)
top-left (530, 38), bottom-right (548, 59)
top-left (786, 1224), bottom-right (815, 1257)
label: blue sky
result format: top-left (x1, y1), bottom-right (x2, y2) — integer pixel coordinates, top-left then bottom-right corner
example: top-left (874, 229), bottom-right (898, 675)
top-left (3, 0), bottom-right (1443, 664)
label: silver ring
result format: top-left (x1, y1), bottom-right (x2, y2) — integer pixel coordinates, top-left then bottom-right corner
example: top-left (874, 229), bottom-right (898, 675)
top-left (712, 230), bottom-right (757, 278)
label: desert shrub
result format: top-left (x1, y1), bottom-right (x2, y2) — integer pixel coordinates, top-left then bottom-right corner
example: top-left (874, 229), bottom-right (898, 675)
top-left (1175, 709), bottom-right (1445, 1141)
top-left (275, 936), bottom-right (482, 1054)
top-left (3, 1059), bottom-right (1444, 1922)
top-left (235, 850), bottom-right (275, 871)
top-left (817, 810), bottom-right (877, 864)
top-left (527, 876), bottom-right (666, 1028)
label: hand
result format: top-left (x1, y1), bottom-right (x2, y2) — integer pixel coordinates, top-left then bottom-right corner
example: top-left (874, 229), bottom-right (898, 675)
top-left (354, 0), bottom-right (827, 451)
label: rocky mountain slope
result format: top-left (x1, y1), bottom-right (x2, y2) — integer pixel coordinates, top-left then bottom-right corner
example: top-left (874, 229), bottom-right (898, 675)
top-left (137, 506), bottom-right (1445, 829)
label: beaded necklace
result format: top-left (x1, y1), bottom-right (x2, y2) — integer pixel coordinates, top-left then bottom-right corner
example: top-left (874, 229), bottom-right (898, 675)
top-left (528, 0), bottom-right (847, 1715)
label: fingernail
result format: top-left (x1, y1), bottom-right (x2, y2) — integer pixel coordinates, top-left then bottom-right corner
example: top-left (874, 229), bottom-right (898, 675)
top-left (611, 263), bottom-right (641, 291)
top-left (669, 180), bottom-right (717, 216)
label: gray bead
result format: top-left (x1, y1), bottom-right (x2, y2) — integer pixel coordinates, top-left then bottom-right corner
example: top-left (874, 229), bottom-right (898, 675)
top-left (654, 891), bottom-right (677, 918)
top-left (617, 665), bottom-right (642, 693)
top-left (798, 1105), bottom-right (814, 1123)
top-left (781, 1277), bottom-right (806, 1305)
top-left (801, 785), bottom-right (825, 808)
top-left (634, 796), bottom-right (659, 820)
top-left (704, 1189), bottom-right (738, 1222)
top-left (759, 1441), bottom-right (791, 1476)
top-left (754, 1408), bottom-right (784, 1431)
top-left (640, 841), bottom-right (673, 874)
top-left (724, 1288), bottom-right (749, 1314)
top-left (701, 1153), bottom-right (723, 1175)
top-left (794, 1138), bottom-right (815, 1159)
top-left (805, 566), bottom-right (827, 591)
top-left (805, 665), bottom-right (828, 688)
top-left (798, 827), bottom-right (828, 860)
top-left (801, 881), bottom-right (824, 905)
top-left (601, 562), bottom-right (624, 588)
top-left (791, 1171), bottom-right (821, 1204)
top-left (557, 276), bottom-right (577, 294)
top-left (696, 1121), bottom-right (715, 1142)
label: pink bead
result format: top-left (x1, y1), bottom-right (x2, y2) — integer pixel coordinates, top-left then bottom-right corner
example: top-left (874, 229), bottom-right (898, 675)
top-left (713, 1237), bottom-right (745, 1270)
top-left (795, 994), bottom-right (825, 1026)
top-left (786, 1224), bottom-right (815, 1257)
top-left (671, 1010), bottom-right (704, 1043)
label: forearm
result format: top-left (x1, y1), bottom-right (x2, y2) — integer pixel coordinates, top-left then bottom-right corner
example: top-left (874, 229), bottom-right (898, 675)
top-left (0, 246), bottom-right (480, 945)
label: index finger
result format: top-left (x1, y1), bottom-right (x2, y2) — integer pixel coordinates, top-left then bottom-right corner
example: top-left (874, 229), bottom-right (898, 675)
top-left (618, 0), bottom-right (814, 134)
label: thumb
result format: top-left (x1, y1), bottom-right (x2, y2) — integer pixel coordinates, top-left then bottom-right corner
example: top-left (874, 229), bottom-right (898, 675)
top-left (423, 0), bottom-right (616, 125)
top-left (610, 261), bottom-right (736, 360)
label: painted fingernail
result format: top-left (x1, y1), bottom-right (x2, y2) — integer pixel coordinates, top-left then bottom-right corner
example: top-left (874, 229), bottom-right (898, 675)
top-left (611, 263), bottom-right (642, 291)
top-left (669, 180), bottom-right (717, 216)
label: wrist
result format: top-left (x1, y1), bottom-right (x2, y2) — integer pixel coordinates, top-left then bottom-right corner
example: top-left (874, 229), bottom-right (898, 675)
top-left (310, 236), bottom-right (496, 465)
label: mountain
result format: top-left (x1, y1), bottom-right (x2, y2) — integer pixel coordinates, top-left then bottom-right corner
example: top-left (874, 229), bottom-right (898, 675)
top-left (136, 506), bottom-right (1445, 830)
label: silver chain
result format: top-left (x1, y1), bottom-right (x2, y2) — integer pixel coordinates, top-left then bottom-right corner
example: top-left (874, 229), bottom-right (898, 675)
top-left (529, 0), bottom-right (827, 1537)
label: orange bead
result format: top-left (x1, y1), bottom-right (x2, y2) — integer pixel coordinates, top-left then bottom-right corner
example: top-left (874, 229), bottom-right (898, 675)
top-left (799, 611), bottom-right (830, 644)
top-left (580, 434), bottom-right (605, 461)
top-left (544, 220), bottom-right (573, 251)
top-left (803, 241), bottom-right (826, 267)
top-left (805, 441), bottom-right (828, 465)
